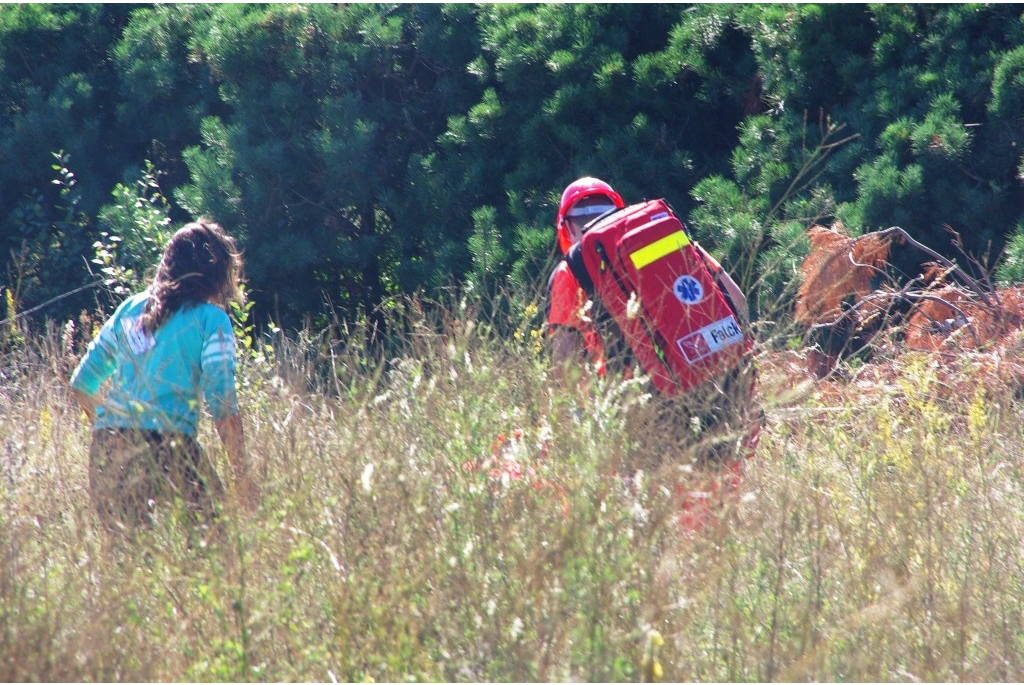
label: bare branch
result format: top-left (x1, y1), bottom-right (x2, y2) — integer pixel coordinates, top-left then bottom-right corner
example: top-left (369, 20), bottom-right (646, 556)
top-left (806, 285), bottom-right (983, 348)
top-left (877, 227), bottom-right (993, 307)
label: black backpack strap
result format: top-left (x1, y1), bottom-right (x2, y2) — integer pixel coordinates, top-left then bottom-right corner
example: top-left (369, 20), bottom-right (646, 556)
top-left (564, 242), bottom-right (594, 296)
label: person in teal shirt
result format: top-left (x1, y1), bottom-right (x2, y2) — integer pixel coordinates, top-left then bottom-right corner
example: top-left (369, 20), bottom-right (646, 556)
top-left (71, 220), bottom-right (256, 536)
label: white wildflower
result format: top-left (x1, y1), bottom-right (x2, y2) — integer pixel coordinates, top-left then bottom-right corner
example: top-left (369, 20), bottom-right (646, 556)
top-left (360, 463), bottom-right (374, 493)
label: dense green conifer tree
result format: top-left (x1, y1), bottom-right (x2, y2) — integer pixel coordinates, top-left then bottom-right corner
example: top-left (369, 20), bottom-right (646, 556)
top-left (4, 4), bottom-right (1024, 330)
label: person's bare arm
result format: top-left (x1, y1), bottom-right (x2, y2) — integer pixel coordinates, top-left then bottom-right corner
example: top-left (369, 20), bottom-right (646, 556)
top-left (71, 388), bottom-right (98, 424)
top-left (716, 268), bottom-right (750, 325)
top-left (695, 242), bottom-right (750, 325)
top-left (215, 412), bottom-right (258, 510)
top-left (550, 325), bottom-right (591, 388)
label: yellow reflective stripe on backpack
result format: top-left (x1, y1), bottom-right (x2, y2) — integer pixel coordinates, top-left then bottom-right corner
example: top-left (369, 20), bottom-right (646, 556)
top-left (628, 230), bottom-right (691, 270)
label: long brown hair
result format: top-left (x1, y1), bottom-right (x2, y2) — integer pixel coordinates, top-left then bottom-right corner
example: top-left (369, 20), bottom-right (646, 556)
top-left (141, 220), bottom-right (244, 334)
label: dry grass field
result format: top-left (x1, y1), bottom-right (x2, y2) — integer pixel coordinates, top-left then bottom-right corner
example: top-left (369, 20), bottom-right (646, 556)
top-left (3, 296), bottom-right (1024, 682)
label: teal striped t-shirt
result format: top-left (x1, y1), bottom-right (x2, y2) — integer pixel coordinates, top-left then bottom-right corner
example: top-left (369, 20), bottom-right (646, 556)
top-left (70, 292), bottom-right (240, 435)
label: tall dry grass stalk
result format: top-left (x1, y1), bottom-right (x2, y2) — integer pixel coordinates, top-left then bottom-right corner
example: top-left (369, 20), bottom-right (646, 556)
top-left (2, 297), bottom-right (1024, 681)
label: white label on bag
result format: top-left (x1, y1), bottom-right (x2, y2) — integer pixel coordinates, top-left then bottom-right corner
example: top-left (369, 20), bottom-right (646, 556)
top-left (676, 315), bottom-right (744, 364)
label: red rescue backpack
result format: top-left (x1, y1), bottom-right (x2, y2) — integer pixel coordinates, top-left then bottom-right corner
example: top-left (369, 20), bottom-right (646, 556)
top-left (565, 199), bottom-right (752, 397)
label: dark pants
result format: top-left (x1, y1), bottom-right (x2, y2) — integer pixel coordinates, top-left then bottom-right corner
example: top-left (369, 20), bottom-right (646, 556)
top-left (625, 361), bottom-right (763, 470)
top-left (88, 428), bottom-right (224, 535)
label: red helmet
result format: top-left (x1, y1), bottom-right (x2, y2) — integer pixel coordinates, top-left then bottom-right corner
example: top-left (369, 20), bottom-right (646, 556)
top-left (556, 177), bottom-right (625, 254)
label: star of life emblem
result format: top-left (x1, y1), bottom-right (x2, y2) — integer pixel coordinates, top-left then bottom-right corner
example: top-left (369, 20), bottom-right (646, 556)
top-left (673, 275), bottom-right (704, 305)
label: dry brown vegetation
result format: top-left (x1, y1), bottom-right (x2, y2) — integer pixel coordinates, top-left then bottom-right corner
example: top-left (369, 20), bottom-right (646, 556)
top-left (3, 284), bottom-right (1024, 681)
top-left (794, 223), bottom-right (1024, 393)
